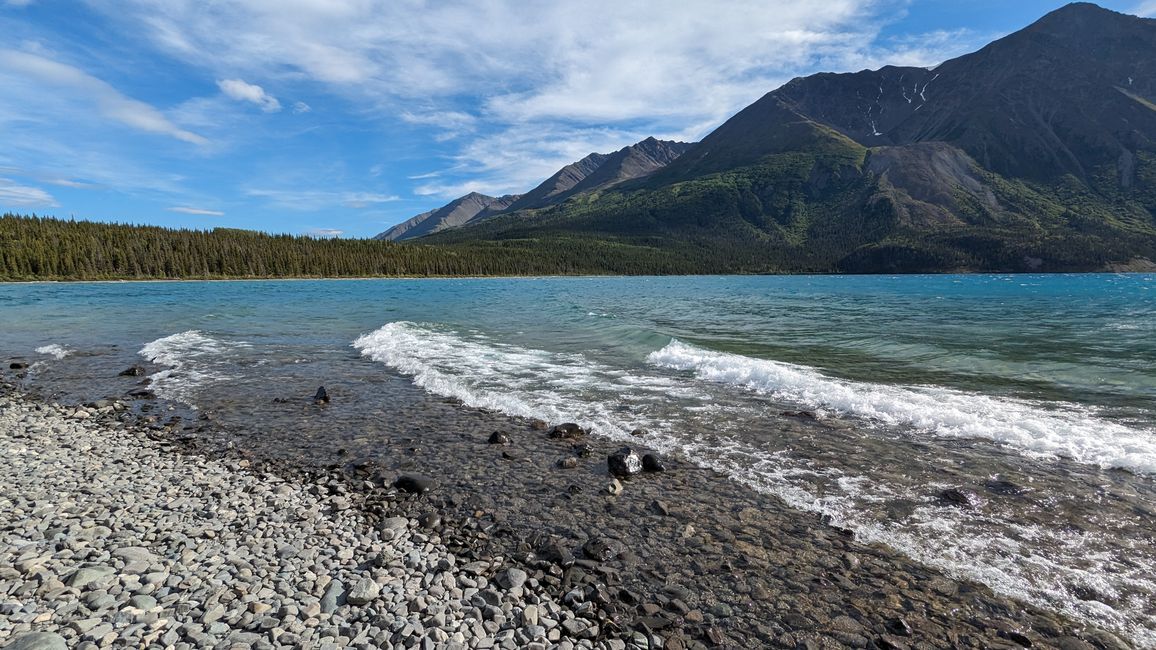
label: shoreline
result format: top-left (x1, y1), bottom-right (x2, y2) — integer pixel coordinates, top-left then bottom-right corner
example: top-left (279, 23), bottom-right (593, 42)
top-left (0, 382), bottom-right (1135, 649)
top-left (1, 270), bottom-right (1155, 286)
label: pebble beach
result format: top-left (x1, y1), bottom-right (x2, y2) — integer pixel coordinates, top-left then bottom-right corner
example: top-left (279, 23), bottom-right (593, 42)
top-left (0, 382), bottom-right (1138, 650)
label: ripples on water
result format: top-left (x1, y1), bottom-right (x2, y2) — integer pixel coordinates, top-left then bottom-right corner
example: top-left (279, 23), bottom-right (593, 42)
top-left (2, 274), bottom-right (1154, 645)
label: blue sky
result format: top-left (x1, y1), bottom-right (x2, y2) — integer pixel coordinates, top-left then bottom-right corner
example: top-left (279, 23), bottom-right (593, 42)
top-left (1, 0), bottom-right (1152, 238)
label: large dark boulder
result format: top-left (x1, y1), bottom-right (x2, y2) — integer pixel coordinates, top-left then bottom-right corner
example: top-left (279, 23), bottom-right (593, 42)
top-left (607, 447), bottom-right (642, 478)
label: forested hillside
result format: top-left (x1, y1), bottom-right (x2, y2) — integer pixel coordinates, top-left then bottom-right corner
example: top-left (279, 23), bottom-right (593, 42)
top-left (0, 214), bottom-right (700, 280)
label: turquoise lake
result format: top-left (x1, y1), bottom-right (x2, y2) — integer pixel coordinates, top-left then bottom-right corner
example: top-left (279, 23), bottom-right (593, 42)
top-left (2, 274), bottom-right (1154, 644)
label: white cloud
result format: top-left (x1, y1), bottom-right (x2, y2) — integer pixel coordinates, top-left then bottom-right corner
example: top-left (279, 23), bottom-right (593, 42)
top-left (306, 228), bottom-right (343, 238)
top-left (0, 178), bottom-right (58, 207)
top-left (0, 49), bottom-right (206, 144)
top-left (246, 188), bottom-right (400, 211)
top-left (90, 1), bottom-right (978, 192)
top-left (217, 78), bottom-right (281, 112)
top-left (81, 0), bottom-right (993, 197)
top-left (1135, 1), bottom-right (1156, 17)
top-left (4, 0), bottom-right (35, 6)
top-left (167, 206), bottom-right (224, 215)
top-left (291, 101), bottom-right (311, 114)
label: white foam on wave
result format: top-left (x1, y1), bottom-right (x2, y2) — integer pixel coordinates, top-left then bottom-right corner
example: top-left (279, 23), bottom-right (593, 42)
top-left (648, 339), bottom-right (1156, 475)
top-left (353, 322), bottom-right (1156, 645)
top-left (139, 330), bottom-right (245, 407)
top-left (352, 322), bottom-right (686, 444)
top-left (35, 344), bottom-right (70, 360)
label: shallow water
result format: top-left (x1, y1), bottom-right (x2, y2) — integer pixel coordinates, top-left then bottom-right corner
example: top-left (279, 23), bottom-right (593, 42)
top-left (2, 274), bottom-right (1154, 645)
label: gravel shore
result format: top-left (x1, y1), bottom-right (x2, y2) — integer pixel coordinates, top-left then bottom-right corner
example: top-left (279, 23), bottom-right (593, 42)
top-left (0, 387), bottom-right (1135, 650)
top-left (0, 395), bottom-right (610, 650)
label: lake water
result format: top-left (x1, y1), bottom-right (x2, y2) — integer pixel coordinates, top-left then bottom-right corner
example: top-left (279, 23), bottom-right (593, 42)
top-left (2, 274), bottom-right (1154, 644)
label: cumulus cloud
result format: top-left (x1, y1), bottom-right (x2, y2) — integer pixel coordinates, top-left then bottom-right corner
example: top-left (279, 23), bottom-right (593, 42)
top-left (0, 178), bottom-right (58, 207)
top-left (217, 78), bottom-right (281, 112)
top-left (0, 49), bottom-right (206, 144)
top-left (167, 206), bottom-right (224, 216)
top-left (306, 228), bottom-right (343, 238)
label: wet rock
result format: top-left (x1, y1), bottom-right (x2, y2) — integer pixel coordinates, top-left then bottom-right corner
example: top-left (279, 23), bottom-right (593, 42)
top-left (9, 362), bottom-right (29, 370)
top-left (313, 386), bottom-right (330, 404)
top-left (937, 488), bottom-right (984, 509)
top-left (606, 479), bottom-right (623, 496)
top-left (557, 457), bottom-right (579, 469)
top-left (394, 474), bottom-right (436, 494)
top-left (583, 537), bottom-right (627, 562)
top-left (4, 632), bottom-right (68, 650)
top-left (630, 428), bottom-right (648, 437)
top-left (419, 512), bottom-right (442, 529)
top-left (572, 442), bottom-right (594, 457)
top-left (1072, 585), bottom-right (1118, 606)
top-left (126, 388), bottom-right (155, 399)
top-left (538, 541), bottom-right (575, 567)
top-left (607, 447), bottom-right (642, 477)
top-left (488, 430), bottom-right (511, 445)
top-left (548, 422), bottom-right (586, 439)
top-left (642, 454), bottom-right (665, 472)
top-left (118, 365), bottom-right (146, 377)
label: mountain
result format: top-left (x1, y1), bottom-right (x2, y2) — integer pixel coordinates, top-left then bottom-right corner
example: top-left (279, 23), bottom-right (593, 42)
top-left (376, 138), bottom-right (692, 241)
top-left (374, 192), bottom-right (519, 241)
top-left (425, 3), bottom-right (1156, 273)
top-left (504, 137), bottom-right (694, 212)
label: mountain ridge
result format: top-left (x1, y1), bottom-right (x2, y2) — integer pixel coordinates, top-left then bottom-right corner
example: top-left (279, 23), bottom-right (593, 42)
top-left (376, 138), bottom-right (692, 241)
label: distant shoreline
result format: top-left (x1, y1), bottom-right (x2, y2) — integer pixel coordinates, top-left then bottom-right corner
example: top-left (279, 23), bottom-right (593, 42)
top-left (2, 269), bottom-right (1155, 285)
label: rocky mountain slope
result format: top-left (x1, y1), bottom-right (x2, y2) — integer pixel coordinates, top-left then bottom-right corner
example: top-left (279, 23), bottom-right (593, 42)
top-left (377, 138), bottom-right (691, 241)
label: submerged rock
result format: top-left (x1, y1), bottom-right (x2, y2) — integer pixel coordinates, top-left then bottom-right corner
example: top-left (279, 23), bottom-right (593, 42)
top-left (781, 410), bottom-right (817, 419)
top-left (642, 454), bottom-right (665, 472)
top-left (488, 430), bottom-right (510, 445)
top-left (937, 488), bottom-right (984, 509)
top-left (313, 386), bottom-right (330, 404)
top-left (118, 365), bottom-right (146, 377)
top-left (557, 457), bottom-right (579, 469)
top-left (607, 447), bottom-right (642, 477)
top-left (630, 428), bottom-right (647, 437)
top-left (9, 361), bottom-right (29, 370)
top-left (394, 474), bottom-right (436, 494)
top-left (984, 478), bottom-right (1027, 496)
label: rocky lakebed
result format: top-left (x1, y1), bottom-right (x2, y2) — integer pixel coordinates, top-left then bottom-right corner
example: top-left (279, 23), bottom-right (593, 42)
top-left (0, 364), bottom-right (1137, 650)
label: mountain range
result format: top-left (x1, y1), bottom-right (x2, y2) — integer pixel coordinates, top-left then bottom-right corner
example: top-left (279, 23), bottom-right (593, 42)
top-left (375, 138), bottom-right (692, 241)
top-left (403, 2), bottom-right (1156, 273)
